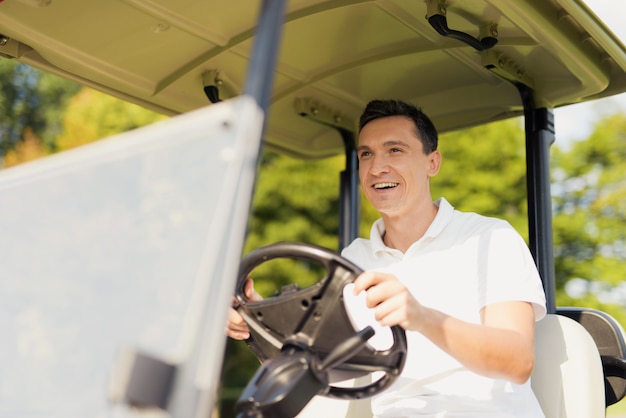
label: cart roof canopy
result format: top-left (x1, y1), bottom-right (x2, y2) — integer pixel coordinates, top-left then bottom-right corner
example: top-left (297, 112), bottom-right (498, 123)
top-left (1, 0), bottom-right (625, 158)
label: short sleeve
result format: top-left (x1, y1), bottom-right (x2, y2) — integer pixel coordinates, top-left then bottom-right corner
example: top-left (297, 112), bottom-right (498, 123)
top-left (477, 222), bottom-right (547, 321)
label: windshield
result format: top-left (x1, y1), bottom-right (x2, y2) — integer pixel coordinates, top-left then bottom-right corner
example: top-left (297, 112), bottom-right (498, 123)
top-left (0, 97), bottom-right (263, 417)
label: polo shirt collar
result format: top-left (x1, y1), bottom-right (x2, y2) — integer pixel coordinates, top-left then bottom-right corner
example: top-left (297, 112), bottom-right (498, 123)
top-left (370, 197), bottom-right (454, 256)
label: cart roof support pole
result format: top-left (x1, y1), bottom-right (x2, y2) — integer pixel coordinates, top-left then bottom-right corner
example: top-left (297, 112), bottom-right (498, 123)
top-left (517, 84), bottom-right (557, 314)
top-left (338, 129), bottom-right (360, 251)
top-left (243, 0), bottom-right (287, 122)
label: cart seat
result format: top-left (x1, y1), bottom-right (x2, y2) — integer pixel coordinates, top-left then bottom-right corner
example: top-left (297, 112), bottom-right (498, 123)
top-left (557, 307), bottom-right (626, 407)
top-left (531, 314), bottom-right (605, 418)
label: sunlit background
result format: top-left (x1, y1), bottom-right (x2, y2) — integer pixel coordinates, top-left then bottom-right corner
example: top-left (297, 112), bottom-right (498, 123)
top-left (555, 0), bottom-right (626, 147)
top-left (0, 2), bottom-right (624, 417)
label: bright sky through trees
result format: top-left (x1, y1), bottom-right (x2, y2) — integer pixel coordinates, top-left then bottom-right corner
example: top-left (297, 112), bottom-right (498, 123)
top-left (554, 0), bottom-right (626, 147)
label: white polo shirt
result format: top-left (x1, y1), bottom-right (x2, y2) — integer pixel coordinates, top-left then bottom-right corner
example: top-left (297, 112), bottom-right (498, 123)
top-left (341, 198), bottom-right (547, 417)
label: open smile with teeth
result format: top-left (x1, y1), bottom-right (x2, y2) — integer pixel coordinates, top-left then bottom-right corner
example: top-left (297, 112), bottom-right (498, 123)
top-left (373, 182), bottom-right (399, 189)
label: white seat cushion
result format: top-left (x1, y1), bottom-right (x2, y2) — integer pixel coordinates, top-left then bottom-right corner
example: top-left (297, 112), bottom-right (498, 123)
top-left (532, 314), bottom-right (605, 418)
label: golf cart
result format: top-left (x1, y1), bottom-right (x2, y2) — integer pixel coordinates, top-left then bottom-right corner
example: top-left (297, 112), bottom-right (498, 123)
top-left (1, 0), bottom-right (625, 417)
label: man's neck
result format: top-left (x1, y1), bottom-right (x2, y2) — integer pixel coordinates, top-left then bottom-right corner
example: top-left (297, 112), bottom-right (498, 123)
top-left (381, 200), bottom-right (439, 253)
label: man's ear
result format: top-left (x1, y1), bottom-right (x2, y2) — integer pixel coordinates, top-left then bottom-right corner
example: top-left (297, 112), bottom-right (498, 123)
top-left (427, 150), bottom-right (442, 177)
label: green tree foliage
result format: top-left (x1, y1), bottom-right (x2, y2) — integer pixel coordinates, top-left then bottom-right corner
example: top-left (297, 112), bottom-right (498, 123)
top-left (433, 120), bottom-right (529, 236)
top-left (55, 88), bottom-right (166, 151)
top-left (2, 128), bottom-right (48, 167)
top-left (0, 60), bottom-right (81, 156)
top-left (0, 61), bottom-right (165, 166)
top-left (243, 152), bottom-right (343, 294)
top-left (552, 113), bottom-right (626, 323)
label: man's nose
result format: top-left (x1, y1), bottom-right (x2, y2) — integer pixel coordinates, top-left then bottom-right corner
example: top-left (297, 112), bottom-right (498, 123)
top-left (369, 155), bottom-right (390, 175)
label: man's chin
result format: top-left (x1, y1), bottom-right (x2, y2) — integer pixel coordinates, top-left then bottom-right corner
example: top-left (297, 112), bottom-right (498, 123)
top-left (372, 203), bottom-right (402, 217)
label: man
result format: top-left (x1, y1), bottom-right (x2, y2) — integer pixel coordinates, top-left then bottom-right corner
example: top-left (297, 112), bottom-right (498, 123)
top-left (228, 99), bottom-right (546, 417)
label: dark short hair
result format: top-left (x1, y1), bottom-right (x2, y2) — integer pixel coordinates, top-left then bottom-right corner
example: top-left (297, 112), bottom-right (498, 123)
top-left (358, 99), bottom-right (438, 154)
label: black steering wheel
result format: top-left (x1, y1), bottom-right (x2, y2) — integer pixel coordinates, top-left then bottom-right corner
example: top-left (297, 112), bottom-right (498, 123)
top-left (234, 242), bottom-right (407, 401)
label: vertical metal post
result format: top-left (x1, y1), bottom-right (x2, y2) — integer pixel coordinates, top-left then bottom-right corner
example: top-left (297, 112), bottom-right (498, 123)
top-left (517, 84), bottom-right (557, 314)
top-left (243, 0), bottom-right (287, 119)
top-left (338, 129), bottom-right (360, 251)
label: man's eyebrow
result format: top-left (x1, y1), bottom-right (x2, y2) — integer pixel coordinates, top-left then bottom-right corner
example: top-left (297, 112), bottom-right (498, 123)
top-left (383, 140), bottom-right (411, 148)
top-left (357, 140), bottom-right (411, 150)
top-left (357, 140), bottom-right (414, 152)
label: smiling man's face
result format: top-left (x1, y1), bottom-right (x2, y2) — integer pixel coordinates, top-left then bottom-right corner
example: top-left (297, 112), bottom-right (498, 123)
top-left (357, 116), bottom-right (441, 218)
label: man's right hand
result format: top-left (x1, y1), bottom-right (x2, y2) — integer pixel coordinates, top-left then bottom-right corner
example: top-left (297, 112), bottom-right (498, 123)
top-left (226, 278), bottom-right (262, 340)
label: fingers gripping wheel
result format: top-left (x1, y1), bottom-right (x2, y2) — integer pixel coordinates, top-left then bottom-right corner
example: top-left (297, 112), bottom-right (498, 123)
top-left (235, 242), bottom-right (407, 399)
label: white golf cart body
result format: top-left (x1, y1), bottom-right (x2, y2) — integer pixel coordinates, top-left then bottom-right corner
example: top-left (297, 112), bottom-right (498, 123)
top-left (0, 1), bottom-right (625, 417)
